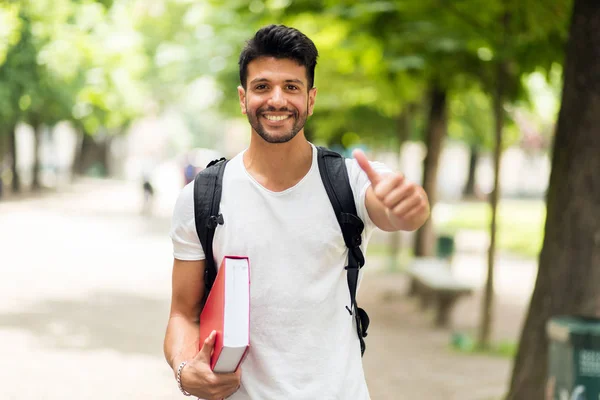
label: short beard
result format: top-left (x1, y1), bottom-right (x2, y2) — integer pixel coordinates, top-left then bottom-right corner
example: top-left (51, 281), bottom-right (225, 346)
top-left (247, 104), bottom-right (308, 144)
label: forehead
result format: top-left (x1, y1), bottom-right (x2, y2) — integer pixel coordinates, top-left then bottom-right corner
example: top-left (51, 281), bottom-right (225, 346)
top-left (246, 57), bottom-right (308, 84)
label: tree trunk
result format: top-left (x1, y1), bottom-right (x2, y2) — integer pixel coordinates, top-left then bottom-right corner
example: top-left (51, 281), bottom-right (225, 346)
top-left (71, 129), bottom-right (84, 177)
top-left (462, 145), bottom-right (479, 198)
top-left (9, 125), bottom-right (20, 193)
top-left (478, 60), bottom-right (508, 349)
top-left (0, 132), bottom-right (5, 199)
top-left (414, 84), bottom-right (447, 257)
top-left (31, 124), bottom-right (42, 190)
top-left (75, 134), bottom-right (110, 176)
top-left (75, 133), bottom-right (91, 175)
top-left (99, 135), bottom-right (111, 177)
top-left (507, 1), bottom-right (600, 398)
top-left (389, 107), bottom-right (413, 268)
top-left (0, 132), bottom-right (5, 160)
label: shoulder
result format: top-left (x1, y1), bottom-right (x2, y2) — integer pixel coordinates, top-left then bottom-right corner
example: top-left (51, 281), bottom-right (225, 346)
top-left (170, 181), bottom-right (204, 260)
top-left (172, 180), bottom-right (195, 221)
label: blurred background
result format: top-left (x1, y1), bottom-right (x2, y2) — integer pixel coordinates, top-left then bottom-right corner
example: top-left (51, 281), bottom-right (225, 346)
top-left (1, 0), bottom-right (597, 399)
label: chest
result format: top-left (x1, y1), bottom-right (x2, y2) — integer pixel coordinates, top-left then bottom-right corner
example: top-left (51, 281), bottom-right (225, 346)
top-left (214, 173), bottom-right (345, 258)
top-left (208, 161), bottom-right (361, 313)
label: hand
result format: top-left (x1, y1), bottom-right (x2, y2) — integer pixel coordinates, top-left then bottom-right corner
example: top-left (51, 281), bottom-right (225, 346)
top-left (179, 330), bottom-right (241, 400)
top-left (353, 149), bottom-right (428, 227)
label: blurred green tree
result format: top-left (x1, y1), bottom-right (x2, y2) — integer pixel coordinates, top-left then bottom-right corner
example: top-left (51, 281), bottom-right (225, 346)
top-left (508, 0), bottom-right (600, 397)
top-left (0, 0), bottom-right (150, 184)
top-left (68, 1), bottom-right (150, 175)
top-left (0, 3), bottom-right (44, 192)
top-left (14, 0), bottom-right (79, 189)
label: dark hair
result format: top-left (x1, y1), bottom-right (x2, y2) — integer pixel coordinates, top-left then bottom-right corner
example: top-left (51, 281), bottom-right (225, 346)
top-left (239, 25), bottom-right (319, 90)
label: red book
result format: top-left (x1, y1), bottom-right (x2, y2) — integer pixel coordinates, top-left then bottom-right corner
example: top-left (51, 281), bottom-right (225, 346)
top-left (198, 256), bottom-right (250, 373)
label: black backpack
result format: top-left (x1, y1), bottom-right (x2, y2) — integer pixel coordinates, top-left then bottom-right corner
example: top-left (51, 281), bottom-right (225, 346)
top-left (193, 146), bottom-right (370, 356)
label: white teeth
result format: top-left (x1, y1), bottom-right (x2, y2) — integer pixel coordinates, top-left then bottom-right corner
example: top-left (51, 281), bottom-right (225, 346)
top-left (264, 115), bottom-right (289, 121)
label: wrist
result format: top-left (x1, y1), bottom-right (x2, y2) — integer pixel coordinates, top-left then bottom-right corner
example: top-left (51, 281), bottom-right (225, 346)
top-left (385, 209), bottom-right (410, 231)
top-left (386, 209), bottom-right (424, 232)
top-left (171, 356), bottom-right (185, 376)
top-left (176, 360), bottom-right (192, 396)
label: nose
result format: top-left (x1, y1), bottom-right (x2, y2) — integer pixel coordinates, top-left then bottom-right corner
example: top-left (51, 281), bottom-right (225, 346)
top-left (268, 87), bottom-right (287, 108)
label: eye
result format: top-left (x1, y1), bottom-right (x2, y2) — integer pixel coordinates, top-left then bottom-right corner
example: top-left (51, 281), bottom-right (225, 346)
top-left (255, 84), bottom-right (268, 91)
top-left (286, 85), bottom-right (299, 91)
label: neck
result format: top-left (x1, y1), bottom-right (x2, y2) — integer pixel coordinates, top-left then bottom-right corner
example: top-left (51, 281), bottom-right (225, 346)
top-left (243, 130), bottom-right (313, 192)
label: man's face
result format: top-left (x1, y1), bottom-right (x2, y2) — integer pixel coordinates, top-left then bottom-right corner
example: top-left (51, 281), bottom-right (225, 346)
top-left (238, 57), bottom-right (317, 144)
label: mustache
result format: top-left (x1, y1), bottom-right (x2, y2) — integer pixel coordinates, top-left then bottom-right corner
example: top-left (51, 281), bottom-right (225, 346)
top-left (257, 106), bottom-right (296, 114)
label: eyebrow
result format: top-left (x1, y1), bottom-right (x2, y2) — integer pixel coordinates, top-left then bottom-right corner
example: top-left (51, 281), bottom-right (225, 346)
top-left (250, 78), bottom-right (305, 87)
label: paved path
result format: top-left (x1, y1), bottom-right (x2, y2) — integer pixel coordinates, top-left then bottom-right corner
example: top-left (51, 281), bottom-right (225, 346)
top-left (0, 179), bottom-right (535, 399)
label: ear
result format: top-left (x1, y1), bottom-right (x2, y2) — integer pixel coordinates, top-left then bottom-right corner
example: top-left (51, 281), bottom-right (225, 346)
top-left (308, 87), bottom-right (317, 116)
top-left (237, 86), bottom-right (247, 114)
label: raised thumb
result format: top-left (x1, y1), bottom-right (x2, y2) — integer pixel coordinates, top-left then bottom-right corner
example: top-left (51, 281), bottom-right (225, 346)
top-left (353, 149), bottom-right (381, 186)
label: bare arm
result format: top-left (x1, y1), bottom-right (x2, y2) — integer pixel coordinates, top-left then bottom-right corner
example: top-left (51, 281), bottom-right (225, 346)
top-left (164, 258), bottom-right (206, 372)
top-left (163, 259), bottom-right (241, 399)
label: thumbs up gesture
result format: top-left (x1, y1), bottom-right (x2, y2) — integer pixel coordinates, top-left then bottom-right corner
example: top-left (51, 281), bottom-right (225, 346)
top-left (353, 149), bottom-right (429, 231)
top-left (177, 330), bottom-right (241, 399)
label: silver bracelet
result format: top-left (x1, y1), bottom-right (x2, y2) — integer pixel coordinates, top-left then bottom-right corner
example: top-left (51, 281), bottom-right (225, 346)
top-left (176, 361), bottom-right (192, 396)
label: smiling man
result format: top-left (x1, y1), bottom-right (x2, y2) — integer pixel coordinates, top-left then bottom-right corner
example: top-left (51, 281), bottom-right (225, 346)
top-left (241, 57), bottom-right (313, 144)
top-left (164, 25), bottom-right (430, 400)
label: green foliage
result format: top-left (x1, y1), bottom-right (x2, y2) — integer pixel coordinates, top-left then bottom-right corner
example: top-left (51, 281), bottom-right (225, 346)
top-left (0, 5), bottom-right (38, 131)
top-left (0, 0), bottom-right (150, 144)
top-left (449, 88), bottom-right (495, 148)
top-left (0, 0), bottom-right (574, 156)
top-left (202, 0), bottom-right (571, 151)
top-left (0, 4), bottom-right (22, 67)
top-left (448, 86), bottom-right (521, 150)
top-left (72, 2), bottom-right (150, 134)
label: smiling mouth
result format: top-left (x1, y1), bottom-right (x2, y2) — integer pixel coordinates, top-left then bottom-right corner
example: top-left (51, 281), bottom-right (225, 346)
top-left (262, 114), bottom-right (292, 122)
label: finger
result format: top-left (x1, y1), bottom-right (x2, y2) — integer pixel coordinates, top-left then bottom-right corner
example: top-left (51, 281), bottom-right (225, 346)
top-left (381, 183), bottom-right (413, 210)
top-left (222, 383), bottom-right (242, 399)
top-left (211, 365), bottom-right (241, 384)
top-left (233, 367), bottom-right (242, 382)
top-left (392, 193), bottom-right (422, 217)
top-left (402, 197), bottom-right (428, 221)
top-left (196, 330), bottom-right (217, 363)
top-left (373, 174), bottom-right (405, 200)
top-left (353, 149), bottom-right (381, 186)
top-left (213, 371), bottom-right (241, 386)
top-left (212, 377), bottom-right (241, 400)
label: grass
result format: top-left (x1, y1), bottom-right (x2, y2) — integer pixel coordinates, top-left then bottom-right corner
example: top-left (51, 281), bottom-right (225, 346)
top-left (434, 199), bottom-right (546, 259)
top-left (449, 331), bottom-right (518, 359)
top-left (365, 199), bottom-right (546, 261)
top-left (366, 243), bottom-right (413, 272)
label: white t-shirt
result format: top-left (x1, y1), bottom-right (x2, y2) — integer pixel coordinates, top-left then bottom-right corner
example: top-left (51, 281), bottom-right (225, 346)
top-left (170, 144), bottom-right (390, 400)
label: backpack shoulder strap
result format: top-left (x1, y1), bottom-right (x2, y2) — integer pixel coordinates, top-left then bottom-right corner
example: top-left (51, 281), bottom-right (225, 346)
top-left (193, 157), bottom-right (228, 300)
top-left (316, 146), bottom-right (370, 356)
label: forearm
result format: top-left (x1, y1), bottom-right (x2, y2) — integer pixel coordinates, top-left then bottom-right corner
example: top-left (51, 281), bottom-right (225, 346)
top-left (164, 314), bottom-right (201, 373)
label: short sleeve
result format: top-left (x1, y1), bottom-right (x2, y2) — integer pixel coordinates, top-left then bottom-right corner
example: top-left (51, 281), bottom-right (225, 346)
top-left (345, 158), bottom-right (393, 238)
top-left (169, 182), bottom-right (206, 261)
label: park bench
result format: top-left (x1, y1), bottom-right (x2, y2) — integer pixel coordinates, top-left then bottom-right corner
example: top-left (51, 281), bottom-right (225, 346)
top-left (406, 257), bottom-right (474, 327)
